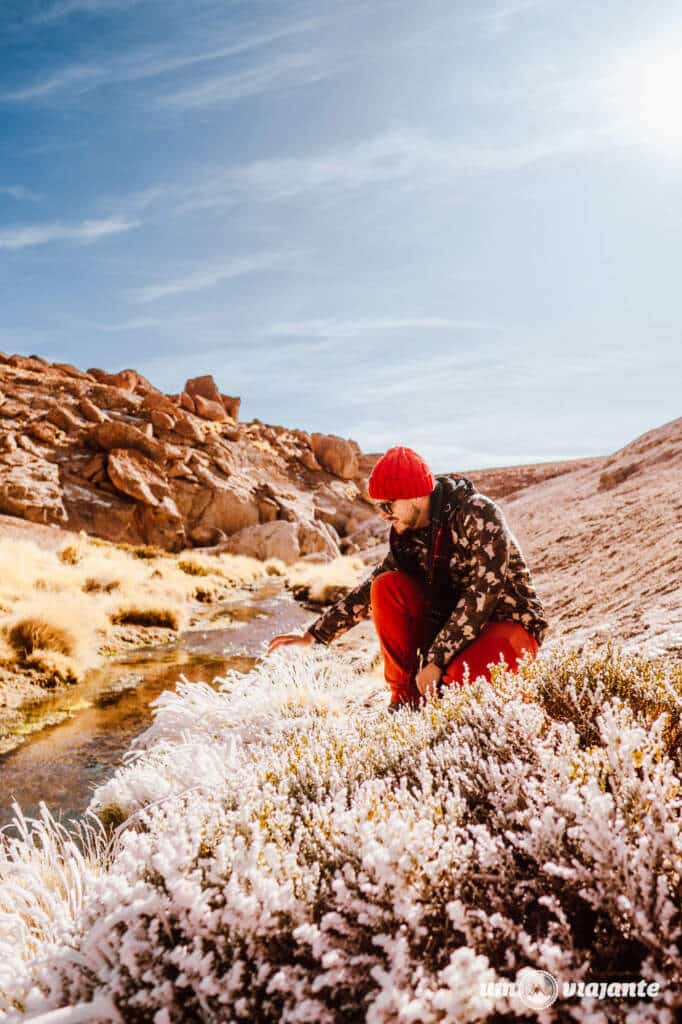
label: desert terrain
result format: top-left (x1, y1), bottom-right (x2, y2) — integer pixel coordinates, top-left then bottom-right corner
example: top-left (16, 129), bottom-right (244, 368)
top-left (0, 351), bottom-right (679, 746)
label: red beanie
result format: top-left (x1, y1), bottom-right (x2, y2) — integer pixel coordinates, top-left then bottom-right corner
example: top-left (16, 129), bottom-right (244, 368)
top-left (368, 446), bottom-right (435, 500)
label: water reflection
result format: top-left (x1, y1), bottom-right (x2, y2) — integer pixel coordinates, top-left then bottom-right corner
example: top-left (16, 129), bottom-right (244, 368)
top-left (0, 582), bottom-right (312, 827)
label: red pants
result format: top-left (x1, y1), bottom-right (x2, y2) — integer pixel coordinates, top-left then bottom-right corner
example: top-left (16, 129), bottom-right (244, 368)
top-left (370, 571), bottom-right (539, 705)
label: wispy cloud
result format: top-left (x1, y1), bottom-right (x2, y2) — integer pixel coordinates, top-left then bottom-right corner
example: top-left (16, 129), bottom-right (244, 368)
top-left (2, 65), bottom-right (102, 102)
top-left (477, 0), bottom-right (544, 35)
top-left (158, 50), bottom-right (337, 110)
top-left (1, 19), bottom-right (322, 103)
top-left (0, 184), bottom-right (41, 201)
top-left (33, 0), bottom-right (150, 25)
top-left (131, 252), bottom-right (299, 303)
top-left (0, 216), bottom-right (138, 250)
top-left (266, 316), bottom-right (498, 339)
top-left (178, 126), bottom-right (599, 212)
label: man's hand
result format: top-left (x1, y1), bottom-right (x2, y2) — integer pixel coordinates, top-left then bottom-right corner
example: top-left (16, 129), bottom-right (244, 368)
top-left (415, 662), bottom-right (442, 698)
top-left (267, 631), bottom-right (316, 655)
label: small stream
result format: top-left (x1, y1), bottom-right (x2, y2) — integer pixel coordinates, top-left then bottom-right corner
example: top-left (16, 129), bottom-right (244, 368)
top-left (0, 581), bottom-right (312, 829)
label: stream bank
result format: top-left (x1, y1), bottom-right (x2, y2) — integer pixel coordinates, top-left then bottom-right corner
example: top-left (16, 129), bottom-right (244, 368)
top-left (0, 579), bottom-right (315, 827)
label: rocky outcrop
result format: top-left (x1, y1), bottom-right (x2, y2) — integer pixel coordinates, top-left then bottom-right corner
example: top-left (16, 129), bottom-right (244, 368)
top-left (221, 517), bottom-right (340, 564)
top-left (0, 450), bottom-right (66, 525)
top-left (0, 353), bottom-right (376, 554)
top-left (311, 433), bottom-right (359, 479)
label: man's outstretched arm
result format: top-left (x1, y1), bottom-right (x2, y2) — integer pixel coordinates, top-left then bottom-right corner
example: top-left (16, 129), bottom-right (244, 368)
top-left (267, 550), bottom-right (397, 654)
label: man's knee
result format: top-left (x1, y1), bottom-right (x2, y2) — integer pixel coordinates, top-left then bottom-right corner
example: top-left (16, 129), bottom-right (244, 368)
top-left (442, 620), bottom-right (538, 687)
top-left (371, 571), bottom-right (424, 609)
top-left (372, 569), bottom-right (419, 598)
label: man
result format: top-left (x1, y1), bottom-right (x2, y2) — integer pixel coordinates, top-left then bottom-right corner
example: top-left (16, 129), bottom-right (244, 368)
top-left (268, 446), bottom-right (547, 709)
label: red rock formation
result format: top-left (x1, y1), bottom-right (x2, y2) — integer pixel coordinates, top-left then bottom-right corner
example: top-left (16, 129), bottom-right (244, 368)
top-left (311, 433), bottom-right (360, 479)
top-left (0, 353), bottom-right (376, 554)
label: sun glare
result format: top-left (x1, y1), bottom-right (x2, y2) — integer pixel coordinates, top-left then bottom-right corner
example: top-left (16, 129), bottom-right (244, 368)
top-left (633, 49), bottom-right (682, 149)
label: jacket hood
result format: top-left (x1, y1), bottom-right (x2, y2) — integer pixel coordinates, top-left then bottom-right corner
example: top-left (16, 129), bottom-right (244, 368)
top-left (433, 474), bottom-right (476, 519)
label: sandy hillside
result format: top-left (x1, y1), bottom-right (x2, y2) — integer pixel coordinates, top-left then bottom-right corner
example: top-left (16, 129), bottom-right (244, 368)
top-left (471, 417), bottom-right (681, 656)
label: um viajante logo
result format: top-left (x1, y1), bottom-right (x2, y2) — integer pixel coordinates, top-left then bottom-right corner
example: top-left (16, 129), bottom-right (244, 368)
top-left (480, 969), bottom-right (661, 1008)
top-left (481, 968), bottom-right (558, 1009)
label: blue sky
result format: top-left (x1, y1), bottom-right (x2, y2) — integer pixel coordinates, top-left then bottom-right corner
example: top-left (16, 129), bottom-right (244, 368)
top-left (1, 0), bottom-right (680, 470)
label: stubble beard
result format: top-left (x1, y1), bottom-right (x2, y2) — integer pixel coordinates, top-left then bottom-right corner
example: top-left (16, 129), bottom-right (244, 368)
top-left (393, 502), bottom-right (424, 533)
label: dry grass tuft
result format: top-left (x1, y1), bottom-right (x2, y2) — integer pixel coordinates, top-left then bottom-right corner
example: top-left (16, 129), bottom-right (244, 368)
top-left (0, 535), bottom-right (272, 684)
top-left (264, 559), bottom-right (286, 576)
top-left (57, 543), bottom-right (82, 566)
top-left (82, 577), bottom-right (120, 594)
top-left (177, 559), bottom-right (211, 577)
top-left (110, 605), bottom-right (182, 630)
top-left (7, 618), bottom-right (74, 658)
top-left (2, 593), bottom-right (107, 681)
top-left (24, 650), bottom-right (80, 684)
top-left (284, 555), bottom-right (366, 604)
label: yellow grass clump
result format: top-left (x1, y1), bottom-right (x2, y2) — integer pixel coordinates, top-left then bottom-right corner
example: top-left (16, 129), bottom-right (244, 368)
top-left (110, 604), bottom-right (183, 631)
top-left (0, 535), bottom-right (273, 683)
top-left (284, 555), bottom-right (366, 604)
top-left (2, 592), bottom-right (109, 682)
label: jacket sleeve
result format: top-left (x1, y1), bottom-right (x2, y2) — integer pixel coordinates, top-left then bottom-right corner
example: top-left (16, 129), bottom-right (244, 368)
top-left (425, 495), bottom-right (510, 668)
top-left (307, 550), bottom-right (397, 645)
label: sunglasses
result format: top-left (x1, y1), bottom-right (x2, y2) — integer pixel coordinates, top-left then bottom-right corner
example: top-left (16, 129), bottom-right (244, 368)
top-left (376, 499), bottom-right (396, 515)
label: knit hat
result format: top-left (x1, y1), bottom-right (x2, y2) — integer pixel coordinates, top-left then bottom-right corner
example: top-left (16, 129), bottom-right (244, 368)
top-left (368, 446), bottom-right (435, 501)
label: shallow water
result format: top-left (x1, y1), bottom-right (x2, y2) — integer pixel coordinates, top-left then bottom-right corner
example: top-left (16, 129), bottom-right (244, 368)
top-left (0, 581), bottom-right (311, 828)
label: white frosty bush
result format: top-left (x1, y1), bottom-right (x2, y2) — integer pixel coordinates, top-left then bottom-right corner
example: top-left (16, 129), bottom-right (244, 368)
top-left (1, 645), bottom-right (681, 1022)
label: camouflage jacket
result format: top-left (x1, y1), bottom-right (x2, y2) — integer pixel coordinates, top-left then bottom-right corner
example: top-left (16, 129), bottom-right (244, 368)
top-left (308, 475), bottom-right (548, 667)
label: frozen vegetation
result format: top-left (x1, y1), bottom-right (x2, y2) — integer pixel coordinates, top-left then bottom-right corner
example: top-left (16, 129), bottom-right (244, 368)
top-left (1, 645), bottom-right (681, 1022)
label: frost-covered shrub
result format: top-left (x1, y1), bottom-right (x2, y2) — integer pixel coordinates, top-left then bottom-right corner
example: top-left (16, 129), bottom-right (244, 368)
top-left (1, 646), bottom-right (681, 1022)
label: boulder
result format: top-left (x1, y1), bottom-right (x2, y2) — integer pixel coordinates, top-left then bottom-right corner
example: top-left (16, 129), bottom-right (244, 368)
top-left (17, 435), bottom-right (46, 458)
top-left (0, 451), bottom-right (67, 524)
top-left (53, 362), bottom-right (90, 380)
top-left (221, 394), bottom-right (241, 420)
top-left (179, 391), bottom-right (196, 413)
top-left (314, 480), bottom-right (373, 536)
top-left (86, 368), bottom-right (150, 393)
top-left (223, 521), bottom-right (301, 563)
top-left (150, 409), bottom-right (175, 432)
top-left (167, 461), bottom-right (196, 481)
top-left (189, 525), bottom-right (226, 548)
top-left (46, 405), bottom-right (84, 434)
top-left (311, 433), bottom-right (359, 479)
top-left (62, 477), bottom-right (140, 543)
top-left (7, 355), bottom-right (46, 373)
top-left (298, 519), bottom-right (341, 560)
top-left (257, 494), bottom-right (279, 523)
top-left (88, 384), bottom-right (140, 413)
top-left (184, 374), bottom-right (222, 406)
top-left (172, 412), bottom-right (204, 444)
top-left (194, 394), bottom-right (227, 422)
top-left (194, 482), bottom-right (260, 536)
top-left (0, 400), bottom-right (31, 420)
top-left (141, 390), bottom-right (177, 416)
top-left (81, 453), bottom-right (107, 481)
top-left (86, 367), bottom-right (111, 383)
top-left (79, 397), bottom-right (107, 424)
top-left (54, 376), bottom-right (89, 397)
top-left (137, 502), bottom-right (186, 552)
top-left (297, 446), bottom-right (319, 472)
top-left (107, 449), bottom-right (171, 508)
top-left (27, 420), bottom-right (60, 446)
top-left (89, 421), bottom-right (166, 462)
top-left (107, 369), bottom-right (138, 392)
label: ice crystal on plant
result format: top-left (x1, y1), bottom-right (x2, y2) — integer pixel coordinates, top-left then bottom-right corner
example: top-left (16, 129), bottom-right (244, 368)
top-left (1, 645), bottom-right (681, 1022)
